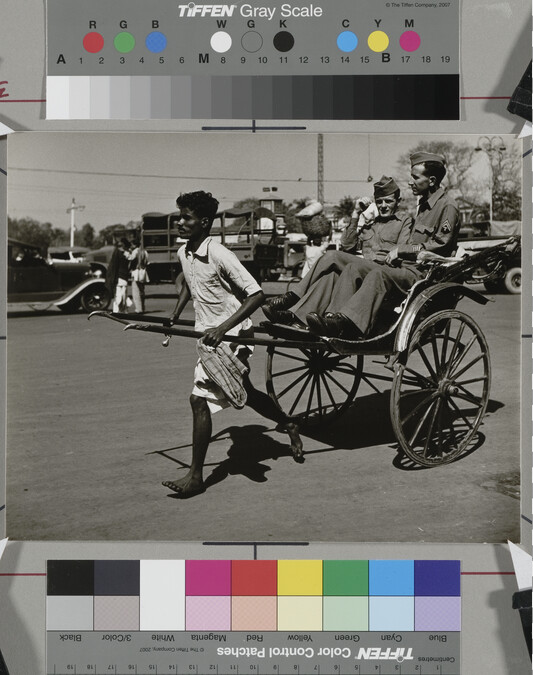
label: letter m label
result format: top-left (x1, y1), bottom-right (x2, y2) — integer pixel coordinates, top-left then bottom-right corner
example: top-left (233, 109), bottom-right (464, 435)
top-left (199, 53), bottom-right (209, 63)
top-left (405, 19), bottom-right (414, 27)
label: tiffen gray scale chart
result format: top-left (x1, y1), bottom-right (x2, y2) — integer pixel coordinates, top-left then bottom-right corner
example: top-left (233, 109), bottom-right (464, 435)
top-left (46, 0), bottom-right (460, 119)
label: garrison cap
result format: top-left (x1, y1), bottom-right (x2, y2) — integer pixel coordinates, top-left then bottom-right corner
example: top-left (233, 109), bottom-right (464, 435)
top-left (410, 151), bottom-right (446, 167)
top-left (373, 175), bottom-right (399, 198)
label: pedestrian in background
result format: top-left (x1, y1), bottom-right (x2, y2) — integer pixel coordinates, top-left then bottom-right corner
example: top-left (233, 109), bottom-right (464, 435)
top-left (106, 237), bottom-right (131, 313)
top-left (301, 234), bottom-right (330, 277)
top-left (129, 238), bottom-right (149, 313)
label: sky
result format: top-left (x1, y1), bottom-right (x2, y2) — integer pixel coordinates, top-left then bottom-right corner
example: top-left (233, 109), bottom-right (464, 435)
top-left (7, 132), bottom-right (520, 232)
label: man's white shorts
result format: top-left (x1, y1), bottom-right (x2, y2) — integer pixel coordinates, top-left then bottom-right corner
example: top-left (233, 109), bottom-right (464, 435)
top-left (191, 346), bottom-right (251, 414)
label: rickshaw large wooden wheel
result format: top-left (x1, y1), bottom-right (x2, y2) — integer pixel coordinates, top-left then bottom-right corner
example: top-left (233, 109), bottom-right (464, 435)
top-left (265, 345), bottom-right (363, 427)
top-left (390, 309), bottom-right (491, 467)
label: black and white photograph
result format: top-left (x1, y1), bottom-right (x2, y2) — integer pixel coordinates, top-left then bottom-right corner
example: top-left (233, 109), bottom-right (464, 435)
top-left (6, 131), bottom-right (522, 542)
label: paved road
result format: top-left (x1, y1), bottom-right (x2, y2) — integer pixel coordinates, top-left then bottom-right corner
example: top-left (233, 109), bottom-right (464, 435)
top-left (6, 283), bottom-right (521, 542)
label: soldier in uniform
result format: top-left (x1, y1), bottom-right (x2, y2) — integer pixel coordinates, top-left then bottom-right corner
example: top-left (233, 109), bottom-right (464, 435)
top-left (307, 152), bottom-right (460, 339)
top-left (263, 175), bottom-right (412, 329)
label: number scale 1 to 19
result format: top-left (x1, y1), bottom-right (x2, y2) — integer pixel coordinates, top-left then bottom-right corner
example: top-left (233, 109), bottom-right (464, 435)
top-left (47, 631), bottom-right (460, 675)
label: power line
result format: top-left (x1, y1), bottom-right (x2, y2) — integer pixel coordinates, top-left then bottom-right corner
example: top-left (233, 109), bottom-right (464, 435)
top-left (9, 166), bottom-right (369, 184)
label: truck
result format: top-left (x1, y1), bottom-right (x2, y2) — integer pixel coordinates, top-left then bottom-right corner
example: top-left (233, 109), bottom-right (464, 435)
top-left (140, 207), bottom-right (284, 288)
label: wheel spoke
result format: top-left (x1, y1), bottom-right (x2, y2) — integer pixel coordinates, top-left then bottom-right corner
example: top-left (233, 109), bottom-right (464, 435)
top-left (450, 353), bottom-right (484, 381)
top-left (268, 349), bottom-right (361, 425)
top-left (324, 371), bottom-right (352, 396)
top-left (271, 364), bottom-right (309, 379)
top-left (422, 398), bottom-right (442, 457)
top-left (443, 322), bottom-right (466, 375)
top-left (277, 370), bottom-right (311, 399)
top-left (452, 389), bottom-right (483, 407)
top-left (401, 387), bottom-right (437, 397)
top-left (288, 373), bottom-right (314, 416)
top-left (320, 373), bottom-right (340, 414)
top-left (429, 329), bottom-right (441, 376)
top-left (315, 374), bottom-right (323, 418)
top-left (455, 376), bottom-right (488, 386)
top-left (403, 366), bottom-right (435, 388)
top-left (436, 398), bottom-right (444, 454)
top-left (273, 350), bottom-right (310, 364)
top-left (362, 372), bottom-right (394, 383)
top-left (416, 343), bottom-right (438, 381)
top-left (443, 400), bottom-right (459, 449)
top-left (440, 320), bottom-right (452, 371)
top-left (408, 398), bottom-right (438, 446)
top-left (304, 374), bottom-right (317, 419)
top-left (400, 390), bottom-right (439, 426)
top-left (447, 397), bottom-right (476, 431)
top-left (447, 334), bottom-right (477, 376)
top-left (361, 374), bottom-right (384, 395)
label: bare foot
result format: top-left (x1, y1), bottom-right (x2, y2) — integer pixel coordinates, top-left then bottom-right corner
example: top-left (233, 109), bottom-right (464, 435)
top-left (162, 474), bottom-right (206, 498)
top-left (277, 421), bottom-right (304, 463)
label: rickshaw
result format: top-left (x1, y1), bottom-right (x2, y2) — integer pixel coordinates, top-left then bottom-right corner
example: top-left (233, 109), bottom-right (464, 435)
top-left (89, 237), bottom-right (520, 469)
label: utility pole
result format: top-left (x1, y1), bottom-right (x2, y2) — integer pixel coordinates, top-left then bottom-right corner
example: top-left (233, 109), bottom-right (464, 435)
top-left (66, 198), bottom-right (85, 248)
top-left (317, 133), bottom-right (324, 204)
top-left (475, 136), bottom-right (506, 226)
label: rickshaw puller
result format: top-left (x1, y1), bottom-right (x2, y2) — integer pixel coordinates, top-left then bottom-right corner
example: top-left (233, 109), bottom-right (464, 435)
top-left (163, 191), bottom-right (303, 499)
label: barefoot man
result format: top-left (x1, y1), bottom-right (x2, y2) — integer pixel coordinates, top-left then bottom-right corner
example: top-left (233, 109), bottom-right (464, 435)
top-left (162, 191), bottom-right (303, 498)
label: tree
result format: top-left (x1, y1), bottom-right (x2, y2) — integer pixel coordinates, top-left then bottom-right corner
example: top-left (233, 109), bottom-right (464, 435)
top-left (8, 217), bottom-right (68, 251)
top-left (232, 197), bottom-right (261, 212)
top-left (488, 149), bottom-right (522, 221)
top-left (77, 223), bottom-right (95, 248)
top-left (396, 140), bottom-right (481, 214)
top-left (333, 196), bottom-right (356, 220)
top-left (282, 198), bottom-right (314, 233)
top-left (396, 139), bottom-right (521, 223)
top-left (94, 224), bottom-right (127, 248)
top-left (49, 227), bottom-right (70, 246)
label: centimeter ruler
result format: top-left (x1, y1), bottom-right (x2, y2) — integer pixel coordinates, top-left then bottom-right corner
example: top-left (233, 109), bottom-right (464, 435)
top-left (47, 631), bottom-right (460, 675)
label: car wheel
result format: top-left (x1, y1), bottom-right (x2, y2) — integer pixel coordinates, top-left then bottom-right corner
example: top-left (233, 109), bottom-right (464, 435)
top-left (483, 279), bottom-right (501, 293)
top-left (80, 284), bottom-right (111, 312)
top-left (502, 267), bottom-right (521, 294)
top-left (58, 298), bottom-right (81, 313)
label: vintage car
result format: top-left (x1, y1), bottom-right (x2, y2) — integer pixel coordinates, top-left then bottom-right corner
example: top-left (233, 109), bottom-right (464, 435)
top-left (459, 235), bottom-right (521, 294)
top-left (47, 245), bottom-right (90, 263)
top-left (8, 238), bottom-right (111, 312)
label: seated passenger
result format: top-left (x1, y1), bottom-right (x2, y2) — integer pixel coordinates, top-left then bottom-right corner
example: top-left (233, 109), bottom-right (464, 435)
top-left (262, 175), bottom-right (412, 327)
top-left (306, 152), bottom-right (461, 340)
top-left (339, 196), bottom-right (376, 254)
